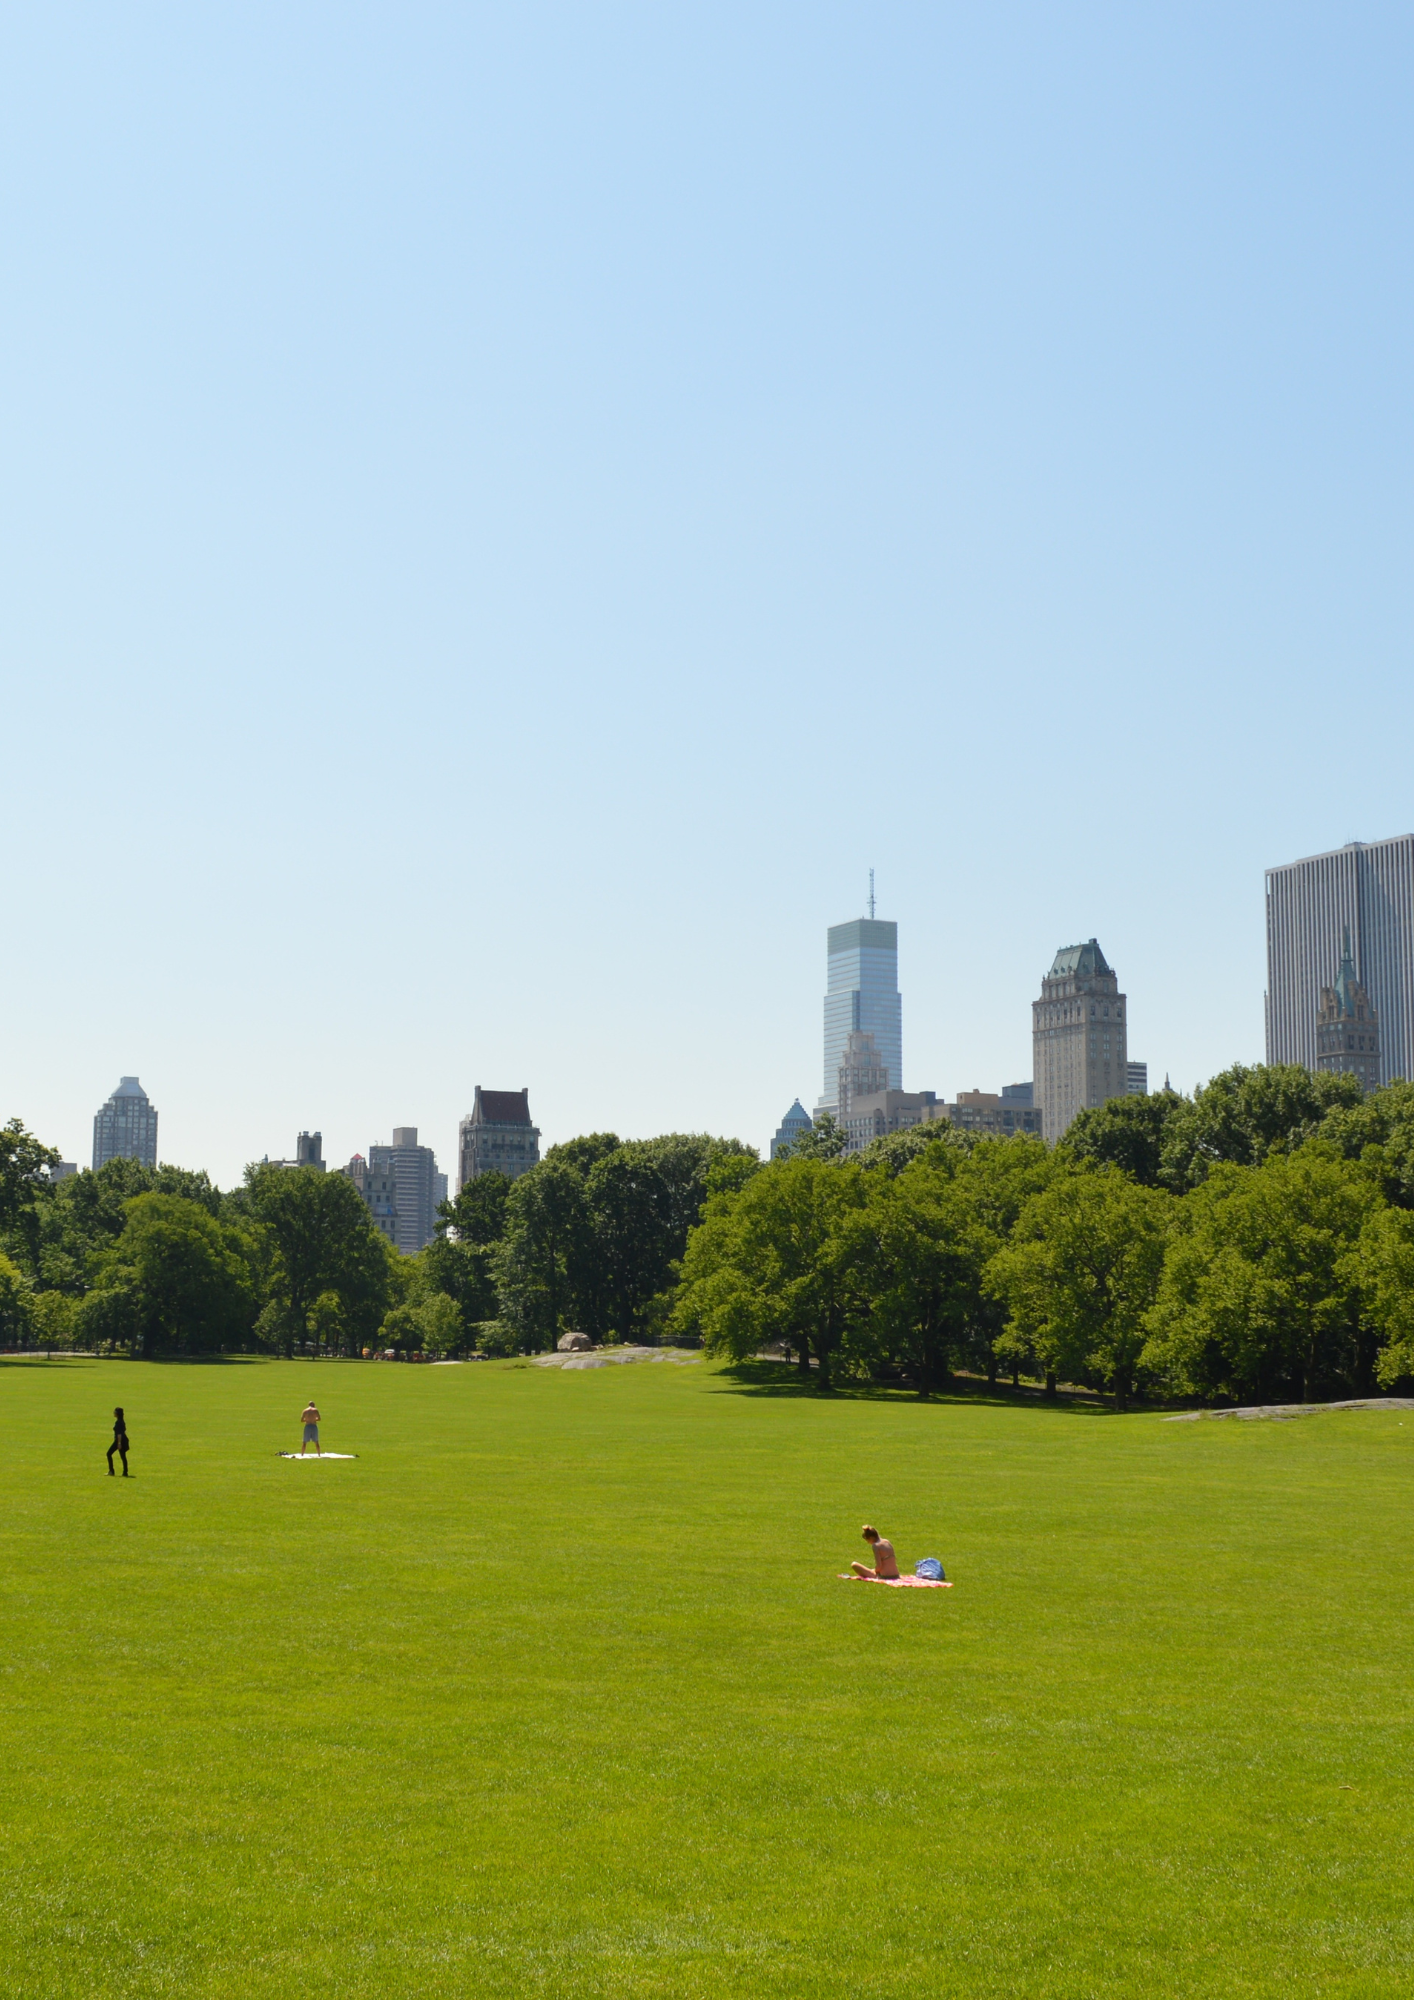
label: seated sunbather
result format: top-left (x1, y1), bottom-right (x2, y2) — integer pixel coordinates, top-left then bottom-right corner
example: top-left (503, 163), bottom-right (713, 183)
top-left (850, 1524), bottom-right (900, 1580)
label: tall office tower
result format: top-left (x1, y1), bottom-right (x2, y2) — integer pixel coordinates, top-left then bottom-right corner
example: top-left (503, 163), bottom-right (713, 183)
top-left (458, 1088), bottom-right (541, 1188)
top-left (1126, 1062), bottom-right (1149, 1096)
top-left (769, 1100), bottom-right (813, 1160)
top-left (366, 1128), bottom-right (444, 1255)
top-left (1315, 927), bottom-right (1381, 1092)
top-left (818, 917), bottom-right (902, 1117)
top-left (1032, 940), bottom-right (1128, 1141)
top-left (836, 1029), bottom-right (890, 1123)
top-left (343, 1153), bottom-right (399, 1244)
top-left (92, 1077), bottom-right (158, 1170)
top-left (1266, 836), bottom-right (1414, 1084)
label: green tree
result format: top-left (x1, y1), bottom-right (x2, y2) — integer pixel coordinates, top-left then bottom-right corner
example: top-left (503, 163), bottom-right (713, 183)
top-left (580, 1135), bottom-right (758, 1342)
top-left (1159, 1064), bottom-right (1363, 1191)
top-left (0, 1119), bottom-right (60, 1276)
top-left (88, 1194), bottom-right (255, 1356)
top-left (845, 1155), bottom-right (972, 1395)
top-left (25, 1158), bottom-right (222, 1298)
top-left (423, 1171), bottom-right (512, 1326)
top-left (492, 1160), bottom-right (591, 1351)
top-left (1143, 1147), bottom-right (1380, 1402)
top-left (856, 1121), bottom-right (967, 1177)
top-left (1062, 1089), bottom-right (1185, 1188)
top-left (946, 1136), bottom-right (1057, 1383)
top-left (247, 1165), bottom-right (391, 1355)
top-left (671, 1156), bottom-right (867, 1387)
top-left (0, 1251), bottom-right (35, 1345)
top-left (1355, 1204), bottom-right (1414, 1386)
top-left (1316, 1078), bottom-right (1414, 1210)
top-left (780, 1113), bottom-right (847, 1161)
top-left (987, 1167), bottom-right (1172, 1409)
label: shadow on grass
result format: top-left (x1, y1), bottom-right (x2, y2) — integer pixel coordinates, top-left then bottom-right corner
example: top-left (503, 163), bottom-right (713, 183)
top-left (709, 1359), bottom-right (1136, 1415)
top-left (1, 1351), bottom-right (269, 1367)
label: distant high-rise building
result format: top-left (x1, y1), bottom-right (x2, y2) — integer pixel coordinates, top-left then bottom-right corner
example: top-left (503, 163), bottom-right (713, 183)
top-left (1126, 1062), bottom-right (1148, 1096)
top-left (1316, 927), bottom-right (1381, 1092)
top-left (264, 1130), bottom-right (326, 1172)
top-left (818, 914), bottom-right (902, 1118)
top-left (1033, 940), bottom-right (1128, 1141)
top-left (1266, 836), bottom-right (1414, 1084)
top-left (343, 1153), bottom-right (399, 1244)
top-left (943, 1090), bottom-right (1043, 1138)
top-left (841, 1089), bottom-right (937, 1153)
top-left (836, 1029), bottom-right (890, 1124)
top-left (770, 1099), bottom-right (813, 1160)
top-left (47, 1162), bottom-right (78, 1186)
top-left (92, 1077), bottom-right (158, 1171)
top-left (366, 1128), bottom-right (444, 1255)
top-left (458, 1088), bottom-right (541, 1189)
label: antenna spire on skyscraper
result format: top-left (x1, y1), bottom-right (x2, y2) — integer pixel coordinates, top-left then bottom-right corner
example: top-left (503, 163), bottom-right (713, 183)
top-left (868, 868), bottom-right (875, 920)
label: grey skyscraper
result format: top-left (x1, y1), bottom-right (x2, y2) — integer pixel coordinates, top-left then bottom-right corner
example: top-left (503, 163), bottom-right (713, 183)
top-left (818, 917), bottom-right (902, 1118)
top-left (1032, 940), bottom-right (1128, 1140)
top-left (1266, 836), bottom-right (1414, 1084)
top-left (458, 1089), bottom-right (541, 1188)
top-left (92, 1077), bottom-right (158, 1170)
top-left (366, 1128), bottom-right (445, 1255)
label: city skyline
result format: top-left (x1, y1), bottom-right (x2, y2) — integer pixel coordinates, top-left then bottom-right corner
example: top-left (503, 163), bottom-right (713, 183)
top-left (45, 836), bottom-right (1414, 1180)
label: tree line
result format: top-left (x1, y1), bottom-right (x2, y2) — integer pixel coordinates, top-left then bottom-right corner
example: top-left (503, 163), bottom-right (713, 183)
top-left (0, 1126), bottom-right (752, 1361)
top-left (671, 1065), bottom-right (1414, 1404)
top-left (7, 1063), bottom-right (1414, 1403)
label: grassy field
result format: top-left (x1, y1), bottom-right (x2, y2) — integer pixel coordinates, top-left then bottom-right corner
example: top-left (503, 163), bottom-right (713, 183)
top-left (0, 1355), bottom-right (1410, 1998)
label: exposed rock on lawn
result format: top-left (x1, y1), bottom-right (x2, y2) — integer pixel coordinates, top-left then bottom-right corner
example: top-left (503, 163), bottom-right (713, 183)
top-left (532, 1346), bottom-right (701, 1370)
top-left (1164, 1398), bottom-right (1414, 1422)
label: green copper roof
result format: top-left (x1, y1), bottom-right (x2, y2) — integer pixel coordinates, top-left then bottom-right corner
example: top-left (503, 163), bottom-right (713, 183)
top-left (1333, 925), bottom-right (1359, 1018)
top-left (1047, 937), bottom-right (1111, 980)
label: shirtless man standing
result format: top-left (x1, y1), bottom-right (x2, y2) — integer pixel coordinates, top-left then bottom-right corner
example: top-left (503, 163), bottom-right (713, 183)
top-left (850, 1524), bottom-right (900, 1580)
top-left (300, 1401), bottom-right (322, 1455)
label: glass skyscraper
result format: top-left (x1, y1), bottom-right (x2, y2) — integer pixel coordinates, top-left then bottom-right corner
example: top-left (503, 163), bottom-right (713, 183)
top-left (818, 917), bottom-right (902, 1116)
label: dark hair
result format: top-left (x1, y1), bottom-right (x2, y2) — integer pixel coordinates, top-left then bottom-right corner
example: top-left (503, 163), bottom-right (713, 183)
top-left (861, 1524), bottom-right (878, 1542)
top-left (114, 1408), bottom-right (124, 1419)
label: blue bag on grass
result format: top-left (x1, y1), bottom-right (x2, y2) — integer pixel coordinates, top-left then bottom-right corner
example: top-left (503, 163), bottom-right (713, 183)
top-left (914, 1557), bottom-right (945, 1581)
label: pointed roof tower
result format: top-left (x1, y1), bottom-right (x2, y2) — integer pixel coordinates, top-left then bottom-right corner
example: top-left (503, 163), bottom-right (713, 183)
top-left (1333, 926), bottom-right (1359, 1019)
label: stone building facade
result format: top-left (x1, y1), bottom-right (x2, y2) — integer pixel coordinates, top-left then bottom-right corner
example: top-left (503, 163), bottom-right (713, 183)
top-left (1032, 939), bottom-right (1128, 1141)
top-left (343, 1153), bottom-right (400, 1245)
top-left (1316, 928), bottom-right (1381, 1092)
top-left (836, 1029), bottom-right (890, 1124)
top-left (458, 1088), bottom-right (541, 1188)
top-left (841, 1088), bottom-right (938, 1153)
top-left (942, 1089), bottom-right (1044, 1138)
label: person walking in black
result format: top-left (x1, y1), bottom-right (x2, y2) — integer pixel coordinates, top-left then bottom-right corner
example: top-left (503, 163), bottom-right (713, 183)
top-left (107, 1408), bottom-right (129, 1476)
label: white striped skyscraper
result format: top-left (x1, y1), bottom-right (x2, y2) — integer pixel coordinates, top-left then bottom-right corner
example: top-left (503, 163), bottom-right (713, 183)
top-left (1265, 835), bottom-right (1414, 1085)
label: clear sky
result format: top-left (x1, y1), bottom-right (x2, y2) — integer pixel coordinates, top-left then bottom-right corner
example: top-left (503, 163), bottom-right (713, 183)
top-left (6, 4), bottom-right (1414, 1187)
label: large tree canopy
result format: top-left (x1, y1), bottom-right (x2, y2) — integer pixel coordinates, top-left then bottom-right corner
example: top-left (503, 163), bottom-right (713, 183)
top-left (246, 1164), bottom-right (391, 1354)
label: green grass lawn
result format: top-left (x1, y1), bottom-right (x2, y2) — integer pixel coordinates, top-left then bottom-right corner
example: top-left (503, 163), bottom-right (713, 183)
top-left (1, 1355), bottom-right (1411, 1998)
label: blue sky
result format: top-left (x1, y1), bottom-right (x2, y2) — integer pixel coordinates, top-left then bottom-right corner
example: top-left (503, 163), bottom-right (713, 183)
top-left (5, 3), bottom-right (1413, 1185)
